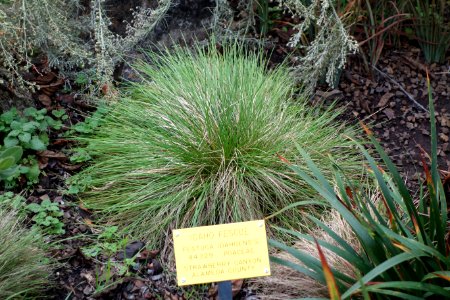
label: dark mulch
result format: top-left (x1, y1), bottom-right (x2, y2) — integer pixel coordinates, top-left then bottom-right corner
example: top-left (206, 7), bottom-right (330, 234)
top-left (0, 1), bottom-right (449, 299)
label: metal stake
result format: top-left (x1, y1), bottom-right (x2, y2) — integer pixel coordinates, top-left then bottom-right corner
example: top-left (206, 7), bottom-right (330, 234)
top-left (218, 280), bottom-right (232, 300)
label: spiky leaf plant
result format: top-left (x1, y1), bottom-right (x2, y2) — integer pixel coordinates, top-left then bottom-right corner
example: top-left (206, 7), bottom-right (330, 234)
top-left (69, 43), bottom-right (362, 244)
top-left (270, 76), bottom-right (450, 299)
top-left (0, 207), bottom-right (54, 299)
top-left (410, 0), bottom-right (450, 63)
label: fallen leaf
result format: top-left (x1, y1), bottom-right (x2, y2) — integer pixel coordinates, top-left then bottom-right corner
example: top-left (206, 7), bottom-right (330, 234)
top-left (38, 156), bottom-right (48, 169)
top-left (38, 150), bottom-right (67, 159)
top-left (377, 92), bottom-right (394, 107)
top-left (58, 162), bottom-right (82, 171)
top-left (38, 94), bottom-right (52, 107)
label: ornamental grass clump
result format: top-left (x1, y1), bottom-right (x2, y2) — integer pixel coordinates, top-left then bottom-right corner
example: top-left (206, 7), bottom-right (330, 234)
top-left (69, 43), bottom-right (362, 243)
top-left (0, 207), bottom-right (54, 299)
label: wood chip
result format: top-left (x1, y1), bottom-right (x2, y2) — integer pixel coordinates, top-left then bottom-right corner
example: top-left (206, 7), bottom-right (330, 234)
top-left (377, 92), bottom-right (394, 107)
top-left (38, 94), bottom-right (52, 107)
top-left (383, 108), bottom-right (395, 120)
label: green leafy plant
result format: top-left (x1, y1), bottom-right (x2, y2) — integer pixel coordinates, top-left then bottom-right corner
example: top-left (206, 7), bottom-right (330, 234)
top-left (270, 76), bottom-right (449, 298)
top-left (69, 42), bottom-right (362, 247)
top-left (26, 196), bottom-right (65, 235)
top-left (355, 0), bottom-right (409, 76)
top-left (256, 0), bottom-right (269, 35)
top-left (278, 0), bottom-right (359, 92)
top-left (0, 107), bottom-right (67, 187)
top-left (0, 145), bottom-right (22, 181)
top-left (69, 105), bottom-right (108, 136)
top-left (256, 0), bottom-right (289, 36)
top-left (409, 0), bottom-right (450, 63)
top-left (82, 226), bottom-right (128, 258)
top-left (81, 225), bottom-right (140, 296)
top-left (0, 207), bottom-right (54, 299)
top-left (66, 105), bottom-right (110, 166)
top-left (0, 107), bottom-right (67, 150)
top-left (92, 257), bottom-right (136, 296)
top-left (0, 0), bottom-right (171, 93)
top-left (0, 191), bottom-right (25, 210)
top-left (215, 0), bottom-right (358, 91)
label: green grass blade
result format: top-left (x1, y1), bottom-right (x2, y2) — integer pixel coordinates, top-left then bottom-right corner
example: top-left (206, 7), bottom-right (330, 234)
top-left (426, 74), bottom-right (447, 253)
top-left (292, 153), bottom-right (377, 250)
top-left (342, 252), bottom-right (418, 298)
top-left (364, 281), bottom-right (450, 298)
top-left (307, 216), bottom-right (369, 268)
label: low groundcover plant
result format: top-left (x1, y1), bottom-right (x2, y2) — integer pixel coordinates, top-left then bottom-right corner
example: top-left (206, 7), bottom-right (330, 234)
top-left (69, 42), bottom-right (362, 246)
top-left (0, 206), bottom-right (54, 299)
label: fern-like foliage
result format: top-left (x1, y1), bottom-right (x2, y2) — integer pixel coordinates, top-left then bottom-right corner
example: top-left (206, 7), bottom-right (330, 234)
top-left (0, 0), bottom-right (171, 93)
top-left (278, 0), bottom-right (358, 93)
top-left (214, 0), bottom-right (358, 93)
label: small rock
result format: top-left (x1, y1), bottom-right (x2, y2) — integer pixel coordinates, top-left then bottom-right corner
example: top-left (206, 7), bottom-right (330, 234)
top-left (383, 108), bottom-right (395, 120)
top-left (83, 285), bottom-right (94, 295)
top-left (117, 241), bottom-right (145, 260)
top-left (151, 274), bottom-right (163, 281)
top-left (421, 129), bottom-right (430, 136)
top-left (439, 133), bottom-right (449, 143)
top-left (377, 92), bottom-right (394, 107)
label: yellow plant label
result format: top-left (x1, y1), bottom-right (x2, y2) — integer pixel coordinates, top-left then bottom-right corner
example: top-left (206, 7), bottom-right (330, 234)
top-left (173, 220), bottom-right (271, 286)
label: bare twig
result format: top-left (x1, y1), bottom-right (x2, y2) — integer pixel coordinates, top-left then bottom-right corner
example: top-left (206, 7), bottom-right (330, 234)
top-left (372, 65), bottom-right (428, 113)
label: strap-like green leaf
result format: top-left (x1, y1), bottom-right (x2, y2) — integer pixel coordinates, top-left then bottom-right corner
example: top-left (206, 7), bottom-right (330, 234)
top-left (342, 252), bottom-right (418, 298)
top-left (363, 281), bottom-right (450, 298)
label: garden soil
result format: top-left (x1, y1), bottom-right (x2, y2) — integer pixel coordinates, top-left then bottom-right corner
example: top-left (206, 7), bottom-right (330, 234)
top-left (0, 0), bottom-right (449, 299)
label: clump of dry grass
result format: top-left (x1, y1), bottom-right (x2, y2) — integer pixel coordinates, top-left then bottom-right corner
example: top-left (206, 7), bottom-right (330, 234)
top-left (0, 207), bottom-right (54, 299)
top-left (249, 210), bottom-right (359, 299)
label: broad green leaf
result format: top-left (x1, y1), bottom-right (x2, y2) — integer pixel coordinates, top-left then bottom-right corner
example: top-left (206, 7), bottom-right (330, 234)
top-left (7, 129), bottom-right (21, 137)
top-left (0, 157), bottom-right (15, 170)
top-left (22, 122), bottom-right (36, 132)
top-left (0, 108), bottom-right (17, 123)
top-left (10, 120), bottom-right (22, 130)
top-left (27, 203), bottom-right (43, 213)
top-left (30, 136), bottom-right (46, 151)
top-left (23, 107), bottom-right (38, 117)
top-left (18, 132), bottom-right (31, 143)
top-left (4, 136), bottom-right (19, 147)
top-left (0, 145), bottom-right (22, 161)
top-left (25, 163), bottom-right (40, 182)
top-left (52, 109), bottom-right (66, 118)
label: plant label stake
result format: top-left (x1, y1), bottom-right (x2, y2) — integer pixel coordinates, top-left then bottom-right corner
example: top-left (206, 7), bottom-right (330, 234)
top-left (218, 281), bottom-right (232, 300)
top-left (172, 220), bottom-right (271, 294)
